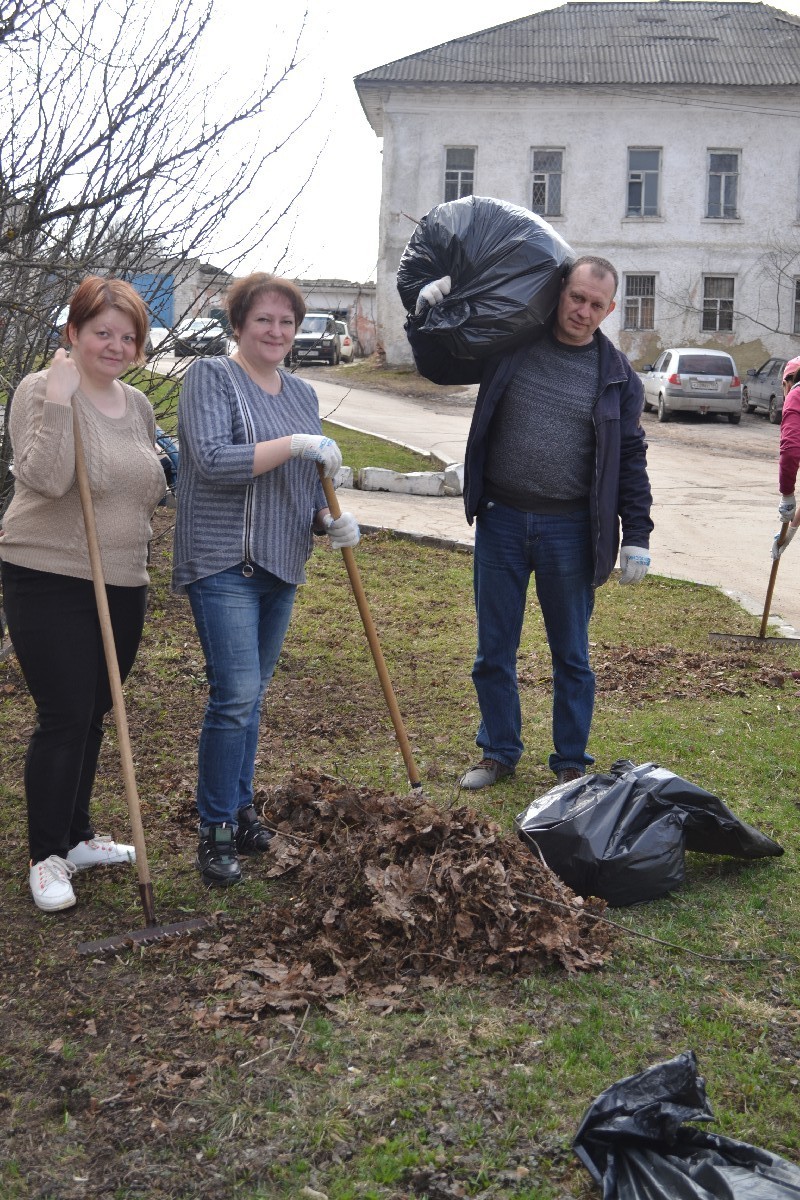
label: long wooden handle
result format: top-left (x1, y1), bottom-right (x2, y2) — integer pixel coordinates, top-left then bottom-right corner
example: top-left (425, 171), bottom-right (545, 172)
top-left (319, 469), bottom-right (421, 790)
top-left (72, 403), bottom-right (156, 925)
top-left (760, 521), bottom-right (789, 639)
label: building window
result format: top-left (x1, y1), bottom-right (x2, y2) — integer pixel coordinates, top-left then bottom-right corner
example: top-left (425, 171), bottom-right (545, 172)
top-left (444, 148), bottom-right (475, 201)
top-left (627, 149), bottom-right (660, 217)
top-left (531, 149), bottom-right (563, 216)
top-left (623, 275), bottom-right (655, 329)
top-left (707, 151), bottom-right (739, 218)
top-left (794, 280), bottom-right (800, 335)
top-left (702, 276), bottom-right (735, 332)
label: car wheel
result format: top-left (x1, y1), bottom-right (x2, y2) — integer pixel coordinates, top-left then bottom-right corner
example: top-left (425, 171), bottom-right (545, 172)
top-left (330, 345), bottom-right (340, 366)
top-left (642, 397), bottom-right (653, 413)
top-left (657, 395), bottom-right (670, 423)
top-left (769, 396), bottom-right (781, 424)
top-left (741, 387), bottom-right (754, 414)
top-left (727, 411), bottom-right (741, 425)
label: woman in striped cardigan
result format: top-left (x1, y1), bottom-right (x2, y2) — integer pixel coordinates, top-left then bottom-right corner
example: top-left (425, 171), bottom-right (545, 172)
top-left (173, 274), bottom-right (359, 887)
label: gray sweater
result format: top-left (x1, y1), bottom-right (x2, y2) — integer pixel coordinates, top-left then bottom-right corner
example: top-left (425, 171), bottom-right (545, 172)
top-left (172, 358), bottom-right (326, 592)
top-left (483, 334), bottom-right (599, 513)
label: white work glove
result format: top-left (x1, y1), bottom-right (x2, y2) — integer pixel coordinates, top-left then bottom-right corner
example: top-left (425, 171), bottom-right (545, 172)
top-left (772, 525), bottom-right (797, 560)
top-left (290, 434), bottom-right (342, 478)
top-left (778, 494), bottom-right (796, 523)
top-left (619, 545), bottom-right (651, 584)
top-left (323, 511), bottom-right (360, 549)
top-left (415, 275), bottom-right (452, 315)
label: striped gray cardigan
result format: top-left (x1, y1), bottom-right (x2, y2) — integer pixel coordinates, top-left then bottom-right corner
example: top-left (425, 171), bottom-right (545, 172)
top-left (172, 357), bottom-right (326, 592)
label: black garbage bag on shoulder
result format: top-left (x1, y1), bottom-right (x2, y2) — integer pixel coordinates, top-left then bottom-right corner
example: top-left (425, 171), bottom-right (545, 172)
top-left (397, 195), bottom-right (574, 361)
top-left (573, 1050), bottom-right (800, 1199)
top-left (515, 760), bottom-right (783, 906)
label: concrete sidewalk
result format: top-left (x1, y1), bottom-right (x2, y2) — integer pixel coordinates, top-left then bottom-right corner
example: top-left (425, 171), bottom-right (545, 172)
top-left (313, 377), bottom-right (800, 636)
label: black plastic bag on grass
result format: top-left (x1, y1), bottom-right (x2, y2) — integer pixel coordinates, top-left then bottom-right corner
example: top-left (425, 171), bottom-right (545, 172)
top-left (397, 195), bottom-right (574, 361)
top-left (573, 1050), bottom-right (800, 1199)
top-left (515, 759), bottom-right (783, 906)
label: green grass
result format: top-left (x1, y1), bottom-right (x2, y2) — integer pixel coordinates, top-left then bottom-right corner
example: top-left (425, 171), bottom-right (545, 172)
top-left (320, 421), bottom-right (434, 473)
top-left (1, 520), bottom-right (799, 1197)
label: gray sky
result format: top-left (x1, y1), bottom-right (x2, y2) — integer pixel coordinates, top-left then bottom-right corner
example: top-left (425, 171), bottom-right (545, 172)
top-left (207, 0), bottom-right (800, 283)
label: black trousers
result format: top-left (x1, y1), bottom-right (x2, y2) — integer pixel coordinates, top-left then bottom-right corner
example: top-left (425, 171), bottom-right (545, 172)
top-left (1, 562), bottom-right (147, 863)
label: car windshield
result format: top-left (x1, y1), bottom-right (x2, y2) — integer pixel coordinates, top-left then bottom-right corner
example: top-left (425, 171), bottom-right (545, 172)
top-left (301, 316), bottom-right (329, 334)
top-left (335, 322), bottom-right (347, 335)
top-left (678, 354), bottom-right (733, 376)
top-left (177, 318), bottom-right (216, 334)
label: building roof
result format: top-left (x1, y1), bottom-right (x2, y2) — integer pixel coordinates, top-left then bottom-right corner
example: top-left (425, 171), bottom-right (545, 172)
top-left (355, 2), bottom-right (800, 111)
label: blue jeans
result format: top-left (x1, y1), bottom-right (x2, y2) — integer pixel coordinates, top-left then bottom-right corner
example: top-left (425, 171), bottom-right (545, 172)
top-left (472, 500), bottom-right (596, 774)
top-left (187, 564), bottom-right (297, 826)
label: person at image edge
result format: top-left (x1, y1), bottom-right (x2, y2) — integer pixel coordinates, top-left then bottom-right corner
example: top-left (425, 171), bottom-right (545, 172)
top-left (0, 277), bottom-right (165, 913)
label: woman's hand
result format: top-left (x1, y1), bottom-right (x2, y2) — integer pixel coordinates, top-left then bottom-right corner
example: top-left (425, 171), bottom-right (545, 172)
top-left (322, 511), bottom-right (360, 549)
top-left (46, 348), bottom-right (82, 406)
top-left (289, 434), bottom-right (342, 478)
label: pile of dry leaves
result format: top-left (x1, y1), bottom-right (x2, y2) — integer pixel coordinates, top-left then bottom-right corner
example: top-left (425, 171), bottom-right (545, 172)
top-left (198, 771), bottom-right (615, 1021)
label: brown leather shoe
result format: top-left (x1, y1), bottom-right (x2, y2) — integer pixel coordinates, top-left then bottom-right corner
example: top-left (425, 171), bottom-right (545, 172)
top-left (555, 767), bottom-right (584, 785)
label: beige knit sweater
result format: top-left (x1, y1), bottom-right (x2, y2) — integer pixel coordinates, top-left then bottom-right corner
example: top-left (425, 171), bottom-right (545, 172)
top-left (0, 370), bottom-right (166, 586)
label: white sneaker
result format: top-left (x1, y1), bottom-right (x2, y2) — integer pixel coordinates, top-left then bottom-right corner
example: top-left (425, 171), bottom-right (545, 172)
top-left (66, 836), bottom-right (136, 871)
top-left (30, 856), bottom-right (77, 912)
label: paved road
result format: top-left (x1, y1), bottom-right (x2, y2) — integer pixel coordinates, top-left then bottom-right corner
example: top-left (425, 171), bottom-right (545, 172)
top-left (310, 376), bottom-right (800, 635)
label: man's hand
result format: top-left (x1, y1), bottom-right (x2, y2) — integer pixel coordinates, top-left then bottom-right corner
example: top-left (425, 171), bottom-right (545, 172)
top-left (415, 275), bottom-right (452, 315)
top-left (619, 545), bottom-right (651, 584)
top-left (772, 524), bottom-right (797, 561)
top-left (778, 494), bottom-right (796, 523)
top-left (323, 511), bottom-right (360, 549)
top-left (290, 434), bottom-right (342, 478)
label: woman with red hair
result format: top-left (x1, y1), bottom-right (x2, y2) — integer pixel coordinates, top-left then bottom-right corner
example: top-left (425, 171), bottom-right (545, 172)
top-left (0, 276), bottom-right (165, 914)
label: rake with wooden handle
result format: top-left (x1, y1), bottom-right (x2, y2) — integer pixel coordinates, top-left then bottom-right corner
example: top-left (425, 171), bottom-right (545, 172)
top-left (71, 402), bottom-right (211, 952)
top-left (319, 467), bottom-right (422, 791)
top-left (710, 522), bottom-right (800, 646)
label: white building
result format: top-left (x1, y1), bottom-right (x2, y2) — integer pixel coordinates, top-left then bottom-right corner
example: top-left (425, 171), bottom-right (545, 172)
top-left (355, 1), bottom-right (800, 368)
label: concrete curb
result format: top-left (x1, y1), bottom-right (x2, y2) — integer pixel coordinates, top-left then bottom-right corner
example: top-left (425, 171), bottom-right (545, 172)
top-left (327, 418), bottom-right (462, 494)
top-left (358, 523), bottom-right (474, 555)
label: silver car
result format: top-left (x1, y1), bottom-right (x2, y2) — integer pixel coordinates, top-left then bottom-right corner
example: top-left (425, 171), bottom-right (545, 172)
top-left (640, 347), bottom-right (742, 424)
top-left (742, 357), bottom-right (787, 424)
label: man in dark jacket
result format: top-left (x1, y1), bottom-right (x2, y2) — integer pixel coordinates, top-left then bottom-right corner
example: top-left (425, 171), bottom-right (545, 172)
top-left (407, 256), bottom-right (653, 789)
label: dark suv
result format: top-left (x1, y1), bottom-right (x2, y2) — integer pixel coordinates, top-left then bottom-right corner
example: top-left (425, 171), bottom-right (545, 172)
top-left (290, 312), bottom-right (340, 366)
top-left (742, 357), bottom-right (787, 424)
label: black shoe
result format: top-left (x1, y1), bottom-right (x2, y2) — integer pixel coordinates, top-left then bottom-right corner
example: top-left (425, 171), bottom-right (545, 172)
top-left (555, 768), bottom-right (584, 785)
top-left (235, 805), bottom-right (274, 856)
top-left (196, 824), bottom-right (242, 887)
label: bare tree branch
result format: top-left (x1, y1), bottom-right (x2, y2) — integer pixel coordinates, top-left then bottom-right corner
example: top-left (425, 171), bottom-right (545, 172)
top-left (0, 0), bottom-right (317, 510)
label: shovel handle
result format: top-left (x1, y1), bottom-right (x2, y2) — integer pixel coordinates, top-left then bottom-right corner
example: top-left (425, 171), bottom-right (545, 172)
top-left (72, 403), bottom-right (156, 925)
top-left (760, 522), bottom-right (789, 639)
top-left (319, 469), bottom-right (421, 790)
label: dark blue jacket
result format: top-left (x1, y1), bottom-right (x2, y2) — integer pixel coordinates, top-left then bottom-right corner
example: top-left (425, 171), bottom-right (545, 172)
top-left (406, 324), bottom-right (653, 587)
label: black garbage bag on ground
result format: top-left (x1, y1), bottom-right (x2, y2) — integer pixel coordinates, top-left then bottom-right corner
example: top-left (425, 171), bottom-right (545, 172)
top-left (515, 760), bottom-right (783, 906)
top-left (573, 1050), bottom-right (800, 1199)
top-left (397, 195), bottom-right (574, 361)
